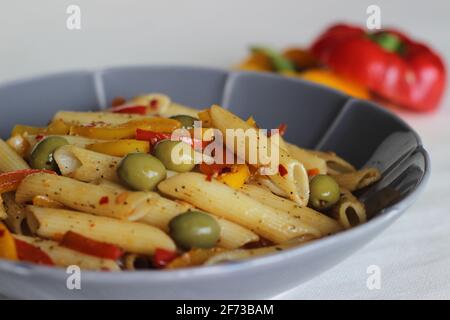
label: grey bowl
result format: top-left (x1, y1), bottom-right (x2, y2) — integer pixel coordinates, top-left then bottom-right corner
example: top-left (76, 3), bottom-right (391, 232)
top-left (0, 66), bottom-right (429, 299)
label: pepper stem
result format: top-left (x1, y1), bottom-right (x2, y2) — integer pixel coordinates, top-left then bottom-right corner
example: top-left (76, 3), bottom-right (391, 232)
top-left (369, 32), bottom-right (404, 54)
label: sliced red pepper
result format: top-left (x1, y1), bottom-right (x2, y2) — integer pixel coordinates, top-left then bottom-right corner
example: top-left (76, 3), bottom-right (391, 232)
top-left (152, 248), bottom-right (178, 268)
top-left (0, 169), bottom-right (56, 194)
top-left (199, 163), bottom-right (230, 181)
top-left (136, 128), bottom-right (210, 150)
top-left (135, 129), bottom-right (172, 146)
top-left (277, 123), bottom-right (287, 136)
top-left (60, 231), bottom-right (123, 260)
top-left (111, 105), bottom-right (147, 115)
top-left (15, 239), bottom-right (54, 266)
top-left (278, 164), bottom-right (288, 177)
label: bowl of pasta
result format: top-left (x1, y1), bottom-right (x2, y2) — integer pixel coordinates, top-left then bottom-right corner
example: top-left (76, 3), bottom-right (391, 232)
top-left (0, 66), bottom-right (429, 299)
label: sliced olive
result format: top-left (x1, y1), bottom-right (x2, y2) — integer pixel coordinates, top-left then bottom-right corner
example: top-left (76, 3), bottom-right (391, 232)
top-left (29, 136), bottom-right (69, 170)
top-left (153, 140), bottom-right (195, 173)
top-left (117, 153), bottom-right (166, 191)
top-left (169, 115), bottom-right (198, 129)
top-left (309, 174), bottom-right (340, 210)
top-left (169, 211), bottom-right (220, 249)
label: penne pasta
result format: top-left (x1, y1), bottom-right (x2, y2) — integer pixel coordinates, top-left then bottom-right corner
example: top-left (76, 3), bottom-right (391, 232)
top-left (139, 201), bottom-right (259, 249)
top-left (0, 138), bottom-right (30, 172)
top-left (1, 192), bottom-right (28, 234)
top-left (53, 111), bottom-right (148, 126)
top-left (205, 235), bottom-right (314, 265)
top-left (240, 183), bottom-right (342, 236)
top-left (307, 150), bottom-right (356, 174)
top-left (53, 145), bottom-right (121, 182)
top-left (285, 143), bottom-right (327, 174)
top-left (0, 196), bottom-right (7, 220)
top-left (26, 205), bottom-right (176, 254)
top-left (158, 172), bottom-right (320, 243)
top-left (331, 168), bottom-right (381, 191)
top-left (16, 172), bottom-right (156, 221)
top-left (13, 234), bottom-right (121, 271)
top-left (162, 103), bottom-right (200, 118)
top-left (331, 189), bottom-right (367, 229)
top-left (208, 105), bottom-right (310, 206)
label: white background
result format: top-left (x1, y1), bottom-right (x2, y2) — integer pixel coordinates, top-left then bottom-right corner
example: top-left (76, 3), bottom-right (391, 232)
top-left (0, 0), bottom-right (449, 299)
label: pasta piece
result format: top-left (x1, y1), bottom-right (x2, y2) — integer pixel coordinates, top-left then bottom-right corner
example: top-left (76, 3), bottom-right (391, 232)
top-left (285, 143), bottom-right (327, 174)
top-left (26, 205), bottom-right (176, 254)
top-left (307, 150), bottom-right (356, 174)
top-left (331, 189), bottom-right (367, 229)
top-left (240, 184), bottom-right (342, 236)
top-left (0, 196), bottom-right (7, 220)
top-left (53, 111), bottom-right (147, 125)
top-left (53, 145), bottom-right (120, 182)
top-left (1, 192), bottom-right (28, 234)
top-left (13, 235), bottom-right (120, 271)
top-left (162, 103), bottom-right (200, 118)
top-left (209, 105), bottom-right (309, 206)
top-left (16, 173), bottom-right (156, 221)
top-left (6, 134), bottom-right (30, 157)
top-left (0, 138), bottom-right (30, 172)
top-left (158, 172), bottom-right (320, 243)
top-left (139, 200), bottom-right (259, 249)
top-left (205, 235), bottom-right (314, 265)
top-left (166, 248), bottom-right (226, 269)
top-left (331, 168), bottom-right (381, 191)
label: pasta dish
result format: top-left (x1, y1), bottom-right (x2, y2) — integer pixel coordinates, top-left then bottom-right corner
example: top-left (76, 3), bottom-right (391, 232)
top-left (0, 93), bottom-right (380, 271)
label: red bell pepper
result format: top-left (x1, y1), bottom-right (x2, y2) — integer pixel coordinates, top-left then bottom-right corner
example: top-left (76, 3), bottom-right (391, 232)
top-left (135, 129), bottom-right (172, 146)
top-left (15, 239), bottom-right (54, 266)
top-left (311, 23), bottom-right (446, 111)
top-left (111, 105), bottom-right (148, 115)
top-left (60, 231), bottom-right (123, 260)
top-left (152, 248), bottom-right (178, 268)
top-left (0, 169), bottom-right (56, 194)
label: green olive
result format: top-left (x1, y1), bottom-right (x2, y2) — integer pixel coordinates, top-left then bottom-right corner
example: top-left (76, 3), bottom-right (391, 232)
top-left (309, 174), bottom-right (340, 210)
top-left (117, 153), bottom-right (166, 191)
top-left (153, 140), bottom-right (196, 173)
top-left (169, 115), bottom-right (198, 129)
top-left (169, 211), bottom-right (220, 249)
top-left (29, 136), bottom-right (69, 171)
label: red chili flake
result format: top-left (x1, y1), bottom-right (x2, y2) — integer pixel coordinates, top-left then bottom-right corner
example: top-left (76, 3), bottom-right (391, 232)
top-left (99, 196), bottom-right (109, 205)
top-left (35, 135), bottom-right (44, 141)
top-left (278, 164), bottom-right (288, 177)
top-left (111, 96), bottom-right (126, 107)
top-left (307, 168), bottom-right (320, 177)
top-left (277, 123), bottom-right (287, 136)
top-left (149, 99), bottom-right (159, 109)
top-left (0, 230), bottom-right (5, 237)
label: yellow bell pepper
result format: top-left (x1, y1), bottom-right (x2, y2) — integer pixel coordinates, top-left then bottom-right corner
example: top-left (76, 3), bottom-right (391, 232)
top-left (218, 164), bottom-right (250, 189)
top-left (11, 125), bottom-right (44, 136)
top-left (0, 222), bottom-right (18, 261)
top-left (237, 52), bottom-right (273, 72)
top-left (86, 139), bottom-right (150, 157)
top-left (293, 69), bottom-right (370, 100)
top-left (11, 119), bottom-right (70, 137)
top-left (70, 118), bottom-right (181, 140)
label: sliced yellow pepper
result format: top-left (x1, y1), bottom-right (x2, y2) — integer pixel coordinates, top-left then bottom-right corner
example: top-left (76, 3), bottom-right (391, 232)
top-left (70, 118), bottom-right (181, 140)
top-left (291, 69), bottom-right (370, 100)
top-left (86, 139), bottom-right (150, 157)
top-left (218, 164), bottom-right (250, 189)
top-left (0, 222), bottom-right (18, 261)
top-left (11, 125), bottom-right (44, 136)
